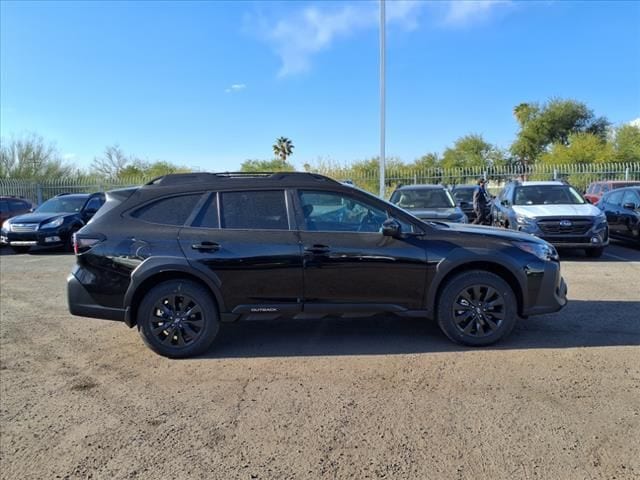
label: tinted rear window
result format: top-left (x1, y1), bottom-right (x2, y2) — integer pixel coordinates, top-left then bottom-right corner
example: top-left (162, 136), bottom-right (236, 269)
top-left (133, 194), bottom-right (202, 225)
top-left (220, 191), bottom-right (288, 230)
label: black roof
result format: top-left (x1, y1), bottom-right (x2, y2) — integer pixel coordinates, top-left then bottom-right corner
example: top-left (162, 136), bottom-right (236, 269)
top-left (144, 172), bottom-right (342, 189)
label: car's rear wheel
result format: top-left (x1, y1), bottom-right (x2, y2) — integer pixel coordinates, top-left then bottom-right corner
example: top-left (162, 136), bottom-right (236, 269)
top-left (137, 280), bottom-right (220, 358)
top-left (585, 247), bottom-right (604, 258)
top-left (437, 271), bottom-right (518, 346)
top-left (11, 246), bottom-right (31, 254)
top-left (65, 226), bottom-right (80, 252)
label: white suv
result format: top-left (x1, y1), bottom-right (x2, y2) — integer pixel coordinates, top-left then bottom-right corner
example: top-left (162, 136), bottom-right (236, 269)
top-left (492, 180), bottom-right (608, 257)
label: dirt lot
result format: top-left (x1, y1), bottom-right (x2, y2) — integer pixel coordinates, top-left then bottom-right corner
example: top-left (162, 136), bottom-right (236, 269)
top-left (1, 242), bottom-right (639, 480)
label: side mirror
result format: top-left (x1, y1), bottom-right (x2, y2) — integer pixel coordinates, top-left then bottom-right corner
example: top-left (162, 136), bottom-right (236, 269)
top-left (622, 202), bottom-right (636, 210)
top-left (501, 199), bottom-right (510, 207)
top-left (382, 218), bottom-right (402, 238)
top-left (84, 208), bottom-right (98, 218)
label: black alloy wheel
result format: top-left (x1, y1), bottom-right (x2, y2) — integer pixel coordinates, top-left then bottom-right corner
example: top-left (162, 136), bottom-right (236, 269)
top-left (437, 271), bottom-right (517, 346)
top-left (138, 280), bottom-right (219, 358)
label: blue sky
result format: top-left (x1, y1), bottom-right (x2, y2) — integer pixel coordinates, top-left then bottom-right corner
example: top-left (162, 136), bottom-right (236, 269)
top-left (1, 0), bottom-right (639, 172)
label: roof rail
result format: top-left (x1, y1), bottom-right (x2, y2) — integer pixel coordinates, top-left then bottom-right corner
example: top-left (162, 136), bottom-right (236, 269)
top-left (146, 171), bottom-right (340, 186)
top-left (55, 192), bottom-right (73, 197)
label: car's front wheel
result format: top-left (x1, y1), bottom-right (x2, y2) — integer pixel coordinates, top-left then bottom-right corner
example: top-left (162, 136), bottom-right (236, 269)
top-left (137, 280), bottom-right (220, 358)
top-left (437, 271), bottom-right (518, 346)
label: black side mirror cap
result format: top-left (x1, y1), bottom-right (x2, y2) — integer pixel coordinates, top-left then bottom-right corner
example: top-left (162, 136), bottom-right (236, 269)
top-left (382, 218), bottom-right (402, 238)
top-left (622, 202), bottom-right (636, 210)
top-left (501, 200), bottom-right (510, 207)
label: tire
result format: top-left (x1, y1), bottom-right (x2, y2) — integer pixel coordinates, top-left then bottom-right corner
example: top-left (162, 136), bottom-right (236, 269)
top-left (437, 270), bottom-right (518, 347)
top-left (137, 280), bottom-right (220, 358)
top-left (11, 246), bottom-right (31, 254)
top-left (585, 247), bottom-right (604, 258)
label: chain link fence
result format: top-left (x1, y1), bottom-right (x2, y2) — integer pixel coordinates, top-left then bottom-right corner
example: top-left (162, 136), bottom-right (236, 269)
top-left (1, 163), bottom-right (639, 205)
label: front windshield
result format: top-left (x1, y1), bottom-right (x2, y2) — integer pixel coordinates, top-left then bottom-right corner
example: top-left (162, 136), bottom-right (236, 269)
top-left (452, 189), bottom-right (473, 203)
top-left (390, 189), bottom-right (455, 209)
top-left (514, 186), bottom-right (585, 206)
top-left (36, 197), bottom-right (87, 213)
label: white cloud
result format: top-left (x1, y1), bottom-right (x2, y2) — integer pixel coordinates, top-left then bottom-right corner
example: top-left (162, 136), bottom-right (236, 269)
top-left (629, 118), bottom-right (640, 128)
top-left (250, 1), bottom-right (513, 77)
top-left (443, 0), bottom-right (512, 26)
top-left (254, 1), bottom-right (424, 77)
top-left (225, 83), bottom-right (247, 93)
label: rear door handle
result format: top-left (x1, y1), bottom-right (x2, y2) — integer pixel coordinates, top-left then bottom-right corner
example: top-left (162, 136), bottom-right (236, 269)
top-left (304, 244), bottom-right (331, 254)
top-left (191, 241), bottom-right (220, 251)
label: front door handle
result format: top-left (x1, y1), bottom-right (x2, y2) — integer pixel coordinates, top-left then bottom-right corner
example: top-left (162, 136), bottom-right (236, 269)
top-left (192, 241), bottom-right (220, 251)
top-left (304, 244), bottom-right (331, 254)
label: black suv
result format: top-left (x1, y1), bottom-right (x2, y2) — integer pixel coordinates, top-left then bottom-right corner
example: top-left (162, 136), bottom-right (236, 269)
top-left (1, 192), bottom-right (105, 253)
top-left (67, 172), bottom-right (567, 358)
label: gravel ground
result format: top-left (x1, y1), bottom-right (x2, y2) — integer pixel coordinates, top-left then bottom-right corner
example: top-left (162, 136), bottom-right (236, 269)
top-left (1, 242), bottom-right (639, 480)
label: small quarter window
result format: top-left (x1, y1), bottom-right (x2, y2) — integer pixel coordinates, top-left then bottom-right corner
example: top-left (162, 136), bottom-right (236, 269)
top-left (133, 194), bottom-right (202, 226)
top-left (220, 191), bottom-right (288, 230)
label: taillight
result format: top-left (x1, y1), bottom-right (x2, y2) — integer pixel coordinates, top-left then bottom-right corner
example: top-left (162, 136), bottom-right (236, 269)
top-left (73, 233), bottom-right (105, 255)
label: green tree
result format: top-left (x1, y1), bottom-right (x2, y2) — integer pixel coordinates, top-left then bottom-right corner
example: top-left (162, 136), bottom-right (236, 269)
top-left (540, 133), bottom-right (614, 165)
top-left (0, 133), bottom-right (74, 179)
top-left (612, 124), bottom-right (640, 163)
top-left (511, 98), bottom-right (610, 166)
top-left (441, 134), bottom-right (493, 169)
top-left (272, 137), bottom-right (294, 164)
top-left (240, 158), bottom-right (295, 172)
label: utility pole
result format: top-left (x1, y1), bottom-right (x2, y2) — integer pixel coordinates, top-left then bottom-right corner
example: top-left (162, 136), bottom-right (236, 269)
top-left (379, 0), bottom-right (386, 198)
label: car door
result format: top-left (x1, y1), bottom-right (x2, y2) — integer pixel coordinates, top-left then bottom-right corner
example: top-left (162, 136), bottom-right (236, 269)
top-left (178, 190), bottom-right (304, 316)
top-left (295, 189), bottom-right (428, 312)
top-left (619, 190), bottom-right (640, 239)
top-left (603, 190), bottom-right (625, 235)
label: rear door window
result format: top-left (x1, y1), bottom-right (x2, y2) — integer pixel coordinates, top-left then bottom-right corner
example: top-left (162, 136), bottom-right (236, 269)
top-left (132, 194), bottom-right (202, 226)
top-left (220, 190), bottom-right (289, 230)
top-left (192, 194), bottom-right (220, 228)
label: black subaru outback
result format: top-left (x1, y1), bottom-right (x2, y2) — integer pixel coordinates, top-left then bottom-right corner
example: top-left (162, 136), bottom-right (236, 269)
top-left (67, 172), bottom-right (567, 358)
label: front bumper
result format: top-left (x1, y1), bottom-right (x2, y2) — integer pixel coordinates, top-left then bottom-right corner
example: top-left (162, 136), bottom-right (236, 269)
top-left (67, 273), bottom-right (126, 323)
top-left (1, 229), bottom-right (67, 247)
top-left (522, 261), bottom-right (568, 317)
top-left (516, 223), bottom-right (609, 249)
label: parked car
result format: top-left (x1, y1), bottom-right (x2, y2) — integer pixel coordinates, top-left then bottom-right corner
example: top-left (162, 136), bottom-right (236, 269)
top-left (67, 172), bottom-right (567, 358)
top-left (584, 180), bottom-right (640, 204)
top-left (450, 185), bottom-right (492, 223)
top-left (491, 180), bottom-right (608, 257)
top-left (0, 196), bottom-right (33, 225)
top-left (389, 184), bottom-right (468, 223)
top-left (598, 186), bottom-right (640, 244)
top-left (0, 192), bottom-right (105, 253)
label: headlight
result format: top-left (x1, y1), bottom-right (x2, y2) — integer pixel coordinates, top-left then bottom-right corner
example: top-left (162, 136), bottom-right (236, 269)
top-left (1, 220), bottom-right (9, 231)
top-left (515, 241), bottom-right (558, 261)
top-left (41, 217), bottom-right (64, 229)
top-left (516, 215), bottom-right (536, 225)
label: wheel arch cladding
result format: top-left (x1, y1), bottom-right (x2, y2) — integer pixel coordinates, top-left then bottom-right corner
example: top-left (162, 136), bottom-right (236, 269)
top-left (126, 270), bottom-right (222, 328)
top-left (431, 261), bottom-right (525, 318)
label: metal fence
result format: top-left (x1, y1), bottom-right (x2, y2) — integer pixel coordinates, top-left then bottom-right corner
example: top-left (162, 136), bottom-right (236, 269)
top-left (313, 162), bottom-right (640, 196)
top-left (1, 163), bottom-right (639, 205)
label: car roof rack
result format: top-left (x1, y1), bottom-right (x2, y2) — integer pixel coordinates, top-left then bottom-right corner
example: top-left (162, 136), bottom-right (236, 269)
top-left (146, 171), bottom-right (341, 186)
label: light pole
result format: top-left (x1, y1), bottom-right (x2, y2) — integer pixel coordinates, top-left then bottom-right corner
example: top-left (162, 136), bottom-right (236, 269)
top-left (379, 0), bottom-right (386, 198)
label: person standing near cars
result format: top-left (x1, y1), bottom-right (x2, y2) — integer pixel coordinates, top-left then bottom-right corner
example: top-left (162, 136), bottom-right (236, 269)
top-left (472, 178), bottom-right (489, 225)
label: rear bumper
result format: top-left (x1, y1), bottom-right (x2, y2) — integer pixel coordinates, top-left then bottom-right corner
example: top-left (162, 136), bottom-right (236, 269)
top-left (67, 273), bottom-right (126, 323)
top-left (522, 261), bottom-right (568, 317)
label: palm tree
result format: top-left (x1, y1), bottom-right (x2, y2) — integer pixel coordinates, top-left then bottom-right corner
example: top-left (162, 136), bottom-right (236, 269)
top-left (272, 137), bottom-right (294, 165)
